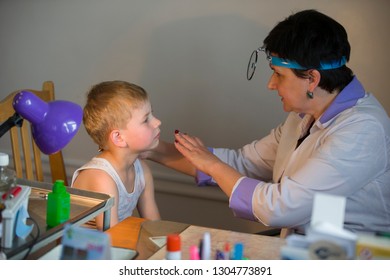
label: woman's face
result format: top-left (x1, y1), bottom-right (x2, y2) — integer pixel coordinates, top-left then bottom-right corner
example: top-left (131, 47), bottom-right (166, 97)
top-left (267, 65), bottom-right (310, 114)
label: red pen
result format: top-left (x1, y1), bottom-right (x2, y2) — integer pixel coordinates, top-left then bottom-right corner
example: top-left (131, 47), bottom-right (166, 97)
top-left (2, 185), bottom-right (22, 200)
top-left (224, 242), bottom-right (231, 260)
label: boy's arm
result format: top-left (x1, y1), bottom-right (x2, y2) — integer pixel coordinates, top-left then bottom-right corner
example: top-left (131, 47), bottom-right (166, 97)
top-left (136, 160), bottom-right (161, 220)
top-left (72, 169), bottom-right (120, 230)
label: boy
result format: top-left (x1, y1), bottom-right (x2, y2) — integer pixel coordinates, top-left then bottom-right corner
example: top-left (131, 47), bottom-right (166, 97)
top-left (72, 81), bottom-right (161, 230)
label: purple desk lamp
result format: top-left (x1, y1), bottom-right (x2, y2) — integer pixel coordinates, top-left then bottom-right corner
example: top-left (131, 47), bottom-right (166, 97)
top-left (0, 91), bottom-right (82, 154)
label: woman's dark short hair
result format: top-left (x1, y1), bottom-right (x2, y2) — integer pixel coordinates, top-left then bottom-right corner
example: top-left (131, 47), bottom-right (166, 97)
top-left (263, 9), bottom-right (353, 93)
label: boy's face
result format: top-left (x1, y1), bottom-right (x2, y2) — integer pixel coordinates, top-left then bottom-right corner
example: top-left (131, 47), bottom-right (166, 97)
top-left (121, 101), bottom-right (161, 153)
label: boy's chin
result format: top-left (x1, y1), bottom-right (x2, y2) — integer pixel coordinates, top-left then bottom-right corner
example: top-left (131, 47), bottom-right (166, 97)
top-left (149, 139), bottom-right (160, 150)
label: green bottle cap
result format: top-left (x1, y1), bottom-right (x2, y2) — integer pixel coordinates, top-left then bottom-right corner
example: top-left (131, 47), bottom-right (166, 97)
top-left (53, 180), bottom-right (65, 193)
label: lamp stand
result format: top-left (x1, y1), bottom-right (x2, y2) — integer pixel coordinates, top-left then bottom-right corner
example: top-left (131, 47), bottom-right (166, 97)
top-left (0, 113), bottom-right (23, 138)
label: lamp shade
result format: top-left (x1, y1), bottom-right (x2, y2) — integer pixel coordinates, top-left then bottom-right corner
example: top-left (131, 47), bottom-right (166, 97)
top-left (12, 91), bottom-right (83, 154)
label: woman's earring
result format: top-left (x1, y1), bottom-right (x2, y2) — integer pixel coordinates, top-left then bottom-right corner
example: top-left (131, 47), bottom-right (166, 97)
top-left (306, 91), bottom-right (314, 99)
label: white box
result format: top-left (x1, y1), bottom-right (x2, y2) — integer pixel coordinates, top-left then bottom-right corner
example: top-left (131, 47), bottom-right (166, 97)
top-left (1, 185), bottom-right (31, 248)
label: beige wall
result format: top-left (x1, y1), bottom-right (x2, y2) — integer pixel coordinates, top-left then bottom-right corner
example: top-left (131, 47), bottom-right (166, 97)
top-left (1, 0), bottom-right (389, 232)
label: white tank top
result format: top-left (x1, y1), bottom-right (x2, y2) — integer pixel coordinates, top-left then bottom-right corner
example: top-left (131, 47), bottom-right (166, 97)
top-left (71, 157), bottom-right (145, 222)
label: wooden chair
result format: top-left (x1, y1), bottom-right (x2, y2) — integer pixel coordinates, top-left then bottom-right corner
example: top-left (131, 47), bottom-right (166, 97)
top-left (0, 81), bottom-right (68, 185)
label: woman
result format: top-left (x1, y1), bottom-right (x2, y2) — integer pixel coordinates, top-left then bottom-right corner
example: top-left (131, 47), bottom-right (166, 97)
top-left (146, 10), bottom-right (390, 236)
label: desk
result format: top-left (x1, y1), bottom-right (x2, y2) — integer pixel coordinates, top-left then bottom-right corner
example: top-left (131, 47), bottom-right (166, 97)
top-left (106, 217), bottom-right (286, 260)
top-left (1, 179), bottom-right (114, 260)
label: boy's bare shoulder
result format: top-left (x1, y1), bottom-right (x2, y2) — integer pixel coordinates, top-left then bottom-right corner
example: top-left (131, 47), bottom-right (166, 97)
top-left (73, 168), bottom-right (116, 194)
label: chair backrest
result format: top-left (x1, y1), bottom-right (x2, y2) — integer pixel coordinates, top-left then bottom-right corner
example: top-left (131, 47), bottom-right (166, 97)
top-left (0, 81), bottom-right (68, 185)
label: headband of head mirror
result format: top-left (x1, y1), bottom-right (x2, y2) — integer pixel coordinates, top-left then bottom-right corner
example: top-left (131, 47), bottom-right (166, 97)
top-left (269, 53), bottom-right (347, 70)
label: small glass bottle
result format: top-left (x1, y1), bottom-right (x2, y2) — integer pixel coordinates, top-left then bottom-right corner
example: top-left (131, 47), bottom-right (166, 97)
top-left (46, 179), bottom-right (70, 228)
top-left (0, 153), bottom-right (16, 194)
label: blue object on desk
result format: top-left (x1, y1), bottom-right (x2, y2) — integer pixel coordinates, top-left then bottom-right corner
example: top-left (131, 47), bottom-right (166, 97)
top-left (233, 242), bottom-right (244, 260)
top-left (215, 250), bottom-right (225, 260)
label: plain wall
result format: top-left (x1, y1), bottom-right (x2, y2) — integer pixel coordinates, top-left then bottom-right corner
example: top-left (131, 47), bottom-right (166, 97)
top-left (1, 0), bottom-right (389, 232)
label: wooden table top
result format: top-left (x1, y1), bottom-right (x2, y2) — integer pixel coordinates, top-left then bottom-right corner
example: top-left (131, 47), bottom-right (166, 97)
top-left (106, 217), bottom-right (189, 259)
top-left (106, 216), bottom-right (285, 260)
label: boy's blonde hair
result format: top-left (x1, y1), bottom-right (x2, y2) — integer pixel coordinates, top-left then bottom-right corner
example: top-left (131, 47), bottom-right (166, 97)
top-left (83, 80), bottom-right (149, 149)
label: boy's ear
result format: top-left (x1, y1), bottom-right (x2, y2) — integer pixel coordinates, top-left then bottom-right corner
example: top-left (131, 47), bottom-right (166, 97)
top-left (110, 130), bottom-right (127, 147)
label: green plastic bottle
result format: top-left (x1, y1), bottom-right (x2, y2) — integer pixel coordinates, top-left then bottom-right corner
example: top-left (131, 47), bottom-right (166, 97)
top-left (46, 180), bottom-right (70, 228)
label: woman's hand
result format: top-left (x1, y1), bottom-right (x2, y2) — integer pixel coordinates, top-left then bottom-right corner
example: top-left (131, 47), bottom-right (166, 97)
top-left (139, 139), bottom-right (197, 176)
top-left (173, 130), bottom-right (244, 197)
top-left (173, 130), bottom-right (221, 176)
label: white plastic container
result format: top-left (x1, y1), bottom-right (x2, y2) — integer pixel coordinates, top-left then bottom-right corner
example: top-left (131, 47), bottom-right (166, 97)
top-left (1, 185), bottom-right (31, 248)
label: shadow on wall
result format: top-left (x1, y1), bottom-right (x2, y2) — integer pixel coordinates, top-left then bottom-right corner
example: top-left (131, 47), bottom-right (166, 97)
top-left (140, 14), bottom-right (286, 148)
top-left (138, 14), bottom-right (284, 233)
